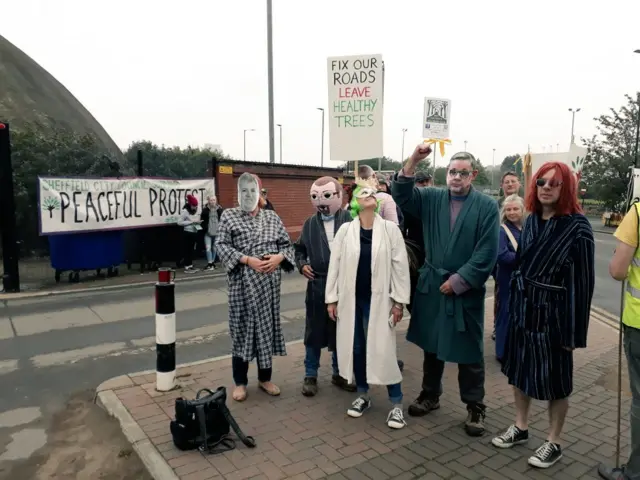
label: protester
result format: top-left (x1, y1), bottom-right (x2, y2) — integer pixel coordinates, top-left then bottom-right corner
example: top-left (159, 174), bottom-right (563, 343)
top-left (598, 202), bottom-right (640, 480)
top-left (358, 165), bottom-right (399, 224)
top-left (295, 176), bottom-right (355, 396)
top-left (415, 171), bottom-right (433, 188)
top-left (494, 194), bottom-right (524, 363)
top-left (493, 162), bottom-right (594, 469)
top-left (392, 145), bottom-right (499, 437)
top-left (201, 195), bottom-right (223, 271)
top-left (215, 172), bottom-right (295, 402)
top-left (326, 177), bottom-right (411, 428)
top-left (493, 171), bottom-right (523, 340)
top-left (261, 188), bottom-right (275, 211)
top-left (377, 173), bottom-right (404, 229)
top-left (177, 194), bottom-right (201, 273)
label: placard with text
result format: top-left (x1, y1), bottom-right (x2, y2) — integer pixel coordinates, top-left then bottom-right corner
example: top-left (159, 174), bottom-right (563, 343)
top-left (327, 54), bottom-right (384, 161)
top-left (38, 176), bottom-right (215, 235)
top-left (422, 97), bottom-right (452, 140)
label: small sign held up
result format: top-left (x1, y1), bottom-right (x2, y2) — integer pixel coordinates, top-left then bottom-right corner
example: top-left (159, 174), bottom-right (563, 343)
top-left (423, 97), bottom-right (452, 140)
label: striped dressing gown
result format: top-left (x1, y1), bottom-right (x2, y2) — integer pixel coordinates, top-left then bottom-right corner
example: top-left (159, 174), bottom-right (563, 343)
top-left (501, 213), bottom-right (595, 401)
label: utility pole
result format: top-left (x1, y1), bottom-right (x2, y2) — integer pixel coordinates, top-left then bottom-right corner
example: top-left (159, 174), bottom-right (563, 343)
top-left (266, 0), bottom-right (275, 163)
top-left (401, 128), bottom-right (408, 161)
top-left (317, 108), bottom-right (325, 166)
top-left (243, 129), bottom-right (255, 161)
top-left (277, 124), bottom-right (283, 164)
top-left (0, 122), bottom-right (20, 292)
top-left (569, 107), bottom-right (581, 146)
top-left (464, 140), bottom-right (467, 152)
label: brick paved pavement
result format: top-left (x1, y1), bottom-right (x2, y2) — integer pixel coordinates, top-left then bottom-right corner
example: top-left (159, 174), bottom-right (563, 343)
top-left (97, 301), bottom-right (631, 480)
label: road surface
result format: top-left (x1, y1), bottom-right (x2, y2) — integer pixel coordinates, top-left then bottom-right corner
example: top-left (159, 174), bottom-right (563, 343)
top-left (0, 230), bottom-right (621, 477)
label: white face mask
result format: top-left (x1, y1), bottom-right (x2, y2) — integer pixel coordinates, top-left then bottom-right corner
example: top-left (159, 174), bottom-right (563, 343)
top-left (354, 187), bottom-right (377, 199)
top-left (238, 173), bottom-right (259, 212)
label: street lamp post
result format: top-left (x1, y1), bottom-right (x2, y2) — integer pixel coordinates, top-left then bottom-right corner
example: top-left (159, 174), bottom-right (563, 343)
top-left (492, 148), bottom-right (496, 191)
top-left (401, 128), bottom-right (408, 161)
top-left (569, 107), bottom-right (581, 146)
top-left (464, 140), bottom-right (468, 152)
top-left (266, 0), bottom-right (275, 164)
top-left (317, 108), bottom-right (325, 166)
top-left (243, 129), bottom-right (255, 161)
top-left (277, 124), bottom-right (283, 164)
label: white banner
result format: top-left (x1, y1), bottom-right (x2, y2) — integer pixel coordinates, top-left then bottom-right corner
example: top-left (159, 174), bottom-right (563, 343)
top-left (327, 54), bottom-right (384, 161)
top-left (38, 176), bottom-right (215, 235)
top-left (423, 97), bottom-right (452, 140)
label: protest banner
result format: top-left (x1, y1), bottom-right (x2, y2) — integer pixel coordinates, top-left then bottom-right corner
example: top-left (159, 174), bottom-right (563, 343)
top-left (422, 97), bottom-right (452, 157)
top-left (327, 54), bottom-right (384, 161)
top-left (38, 176), bottom-right (215, 235)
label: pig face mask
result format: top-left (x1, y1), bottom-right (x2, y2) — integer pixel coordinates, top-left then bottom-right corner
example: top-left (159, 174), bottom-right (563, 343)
top-left (310, 177), bottom-right (343, 217)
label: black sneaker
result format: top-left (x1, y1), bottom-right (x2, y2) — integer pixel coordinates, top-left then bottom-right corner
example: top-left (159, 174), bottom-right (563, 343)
top-left (491, 424), bottom-right (529, 448)
top-left (204, 263), bottom-right (214, 271)
top-left (408, 391), bottom-right (440, 417)
top-left (386, 407), bottom-right (406, 429)
top-left (528, 441), bottom-right (562, 469)
top-left (301, 377), bottom-right (318, 397)
top-left (464, 404), bottom-right (486, 436)
top-left (331, 375), bottom-right (356, 392)
top-left (347, 396), bottom-right (371, 418)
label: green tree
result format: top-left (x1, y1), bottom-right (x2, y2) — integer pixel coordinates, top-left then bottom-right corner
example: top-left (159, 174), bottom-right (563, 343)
top-left (582, 93), bottom-right (639, 211)
top-left (472, 158), bottom-right (490, 185)
top-left (500, 154), bottom-right (523, 177)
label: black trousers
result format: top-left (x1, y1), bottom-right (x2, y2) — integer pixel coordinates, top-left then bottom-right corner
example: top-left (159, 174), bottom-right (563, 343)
top-left (182, 231), bottom-right (198, 267)
top-left (421, 351), bottom-right (485, 407)
top-left (232, 357), bottom-right (272, 386)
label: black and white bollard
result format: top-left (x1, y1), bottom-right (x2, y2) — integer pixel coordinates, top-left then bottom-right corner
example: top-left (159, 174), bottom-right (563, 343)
top-left (155, 268), bottom-right (176, 391)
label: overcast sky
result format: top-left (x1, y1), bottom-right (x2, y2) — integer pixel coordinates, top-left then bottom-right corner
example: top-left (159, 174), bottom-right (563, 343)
top-left (3, 0), bottom-right (640, 170)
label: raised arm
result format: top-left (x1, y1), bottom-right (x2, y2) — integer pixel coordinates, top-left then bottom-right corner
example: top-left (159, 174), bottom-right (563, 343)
top-left (391, 144), bottom-right (432, 219)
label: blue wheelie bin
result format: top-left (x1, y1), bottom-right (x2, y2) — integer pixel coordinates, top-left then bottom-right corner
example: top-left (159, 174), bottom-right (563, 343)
top-left (49, 230), bottom-right (124, 283)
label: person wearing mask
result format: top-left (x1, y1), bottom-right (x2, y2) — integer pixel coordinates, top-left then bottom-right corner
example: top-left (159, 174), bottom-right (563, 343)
top-left (392, 145), bottom-right (499, 437)
top-left (215, 173), bottom-right (295, 402)
top-left (295, 176), bottom-right (354, 396)
top-left (494, 194), bottom-right (525, 363)
top-left (326, 177), bottom-right (411, 428)
top-left (598, 201), bottom-right (640, 480)
top-left (201, 195), bottom-right (223, 271)
top-left (492, 171), bottom-right (523, 340)
top-left (358, 165), bottom-right (399, 224)
top-left (493, 162), bottom-right (594, 470)
top-left (261, 188), bottom-right (275, 211)
top-left (177, 194), bottom-right (201, 273)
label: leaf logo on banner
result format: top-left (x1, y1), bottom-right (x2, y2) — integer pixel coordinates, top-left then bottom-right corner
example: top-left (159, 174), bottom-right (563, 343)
top-left (42, 196), bottom-right (61, 219)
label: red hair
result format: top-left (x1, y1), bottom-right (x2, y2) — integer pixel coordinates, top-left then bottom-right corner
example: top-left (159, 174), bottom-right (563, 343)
top-left (525, 161), bottom-right (582, 216)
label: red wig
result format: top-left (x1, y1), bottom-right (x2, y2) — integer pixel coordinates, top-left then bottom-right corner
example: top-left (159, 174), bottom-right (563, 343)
top-left (525, 161), bottom-right (582, 216)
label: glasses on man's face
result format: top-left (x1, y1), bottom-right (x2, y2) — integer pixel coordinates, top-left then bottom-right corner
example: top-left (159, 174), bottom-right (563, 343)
top-left (536, 178), bottom-right (563, 188)
top-left (448, 169), bottom-right (472, 178)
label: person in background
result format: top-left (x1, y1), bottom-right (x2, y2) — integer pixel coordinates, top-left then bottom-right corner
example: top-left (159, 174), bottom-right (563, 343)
top-left (415, 171), bottom-right (434, 188)
top-left (261, 188), bottom-right (275, 211)
top-left (295, 176), bottom-right (355, 396)
top-left (598, 202), bottom-right (640, 480)
top-left (358, 165), bottom-right (399, 224)
top-left (377, 173), bottom-right (404, 230)
top-left (216, 172), bottom-right (296, 402)
top-left (493, 171), bottom-right (523, 340)
top-left (201, 195), bottom-right (223, 271)
top-left (177, 194), bottom-right (201, 273)
top-left (326, 177), bottom-right (411, 428)
top-left (494, 194), bottom-right (524, 363)
top-left (392, 146), bottom-right (499, 437)
top-left (493, 162), bottom-right (594, 470)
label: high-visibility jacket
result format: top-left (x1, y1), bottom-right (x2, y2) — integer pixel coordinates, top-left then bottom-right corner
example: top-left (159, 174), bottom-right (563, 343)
top-left (623, 203), bottom-right (640, 328)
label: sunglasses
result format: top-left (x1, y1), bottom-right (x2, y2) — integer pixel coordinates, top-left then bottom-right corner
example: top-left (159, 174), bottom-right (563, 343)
top-left (354, 187), bottom-right (377, 199)
top-left (536, 178), bottom-right (563, 188)
top-left (448, 169), bottom-right (472, 178)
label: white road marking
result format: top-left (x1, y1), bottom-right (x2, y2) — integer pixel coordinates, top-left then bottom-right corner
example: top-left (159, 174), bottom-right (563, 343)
top-left (0, 407), bottom-right (42, 428)
top-left (0, 359), bottom-right (19, 376)
top-left (12, 307), bottom-right (102, 336)
top-left (30, 342), bottom-right (127, 368)
top-left (0, 318), bottom-right (14, 340)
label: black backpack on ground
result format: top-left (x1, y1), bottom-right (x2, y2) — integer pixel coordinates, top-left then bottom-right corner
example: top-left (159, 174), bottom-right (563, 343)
top-left (169, 386), bottom-right (256, 454)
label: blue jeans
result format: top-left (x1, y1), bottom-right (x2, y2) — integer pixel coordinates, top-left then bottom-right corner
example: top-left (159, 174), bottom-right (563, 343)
top-left (204, 234), bottom-right (217, 263)
top-left (353, 297), bottom-right (402, 404)
top-left (304, 347), bottom-right (339, 378)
